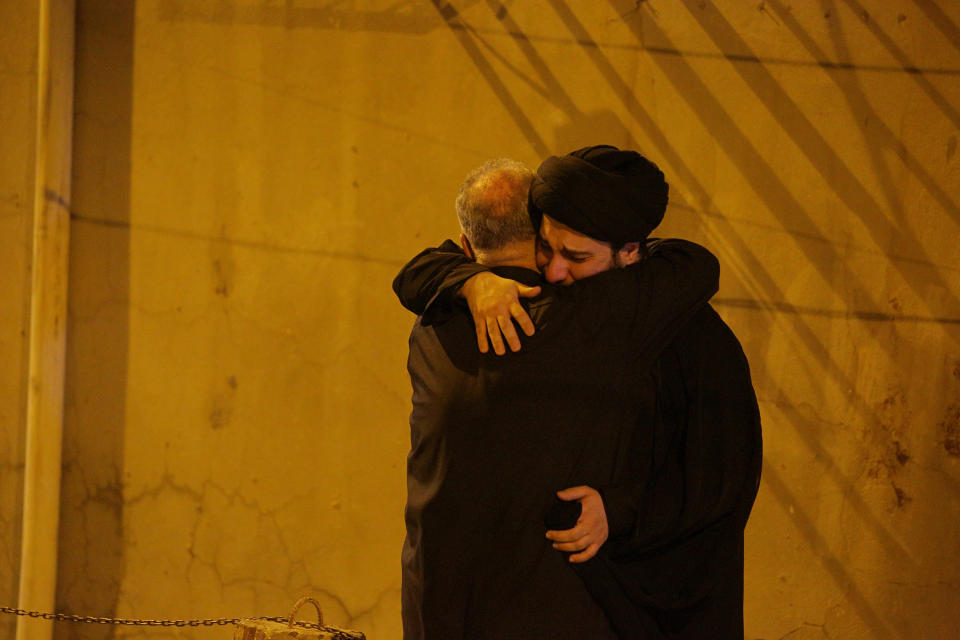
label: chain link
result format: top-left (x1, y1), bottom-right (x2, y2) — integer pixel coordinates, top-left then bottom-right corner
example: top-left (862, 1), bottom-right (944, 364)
top-left (1, 607), bottom-right (239, 627)
top-left (1, 607), bottom-right (364, 639)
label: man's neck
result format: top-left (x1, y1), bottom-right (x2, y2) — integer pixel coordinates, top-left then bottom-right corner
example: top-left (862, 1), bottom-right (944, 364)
top-left (475, 247), bottom-right (537, 271)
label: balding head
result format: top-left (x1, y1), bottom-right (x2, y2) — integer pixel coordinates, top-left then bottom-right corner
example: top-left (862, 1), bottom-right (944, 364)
top-left (456, 158), bottom-right (536, 255)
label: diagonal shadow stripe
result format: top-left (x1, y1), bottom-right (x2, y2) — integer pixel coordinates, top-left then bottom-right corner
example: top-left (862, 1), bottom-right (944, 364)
top-left (818, 0), bottom-right (960, 321)
top-left (434, 12), bottom-right (960, 275)
top-left (765, 0), bottom-right (960, 239)
top-left (762, 465), bottom-right (902, 639)
top-left (461, 23), bottom-right (960, 75)
top-left (837, 0), bottom-right (960, 132)
top-left (429, 0), bottom-right (550, 157)
top-left (912, 0), bottom-right (960, 57)
top-left (156, 0), bottom-right (960, 77)
top-left (483, 0), bottom-right (583, 119)
top-left (466, 28), bottom-right (561, 105)
top-left (541, 13), bottom-right (920, 635)
top-left (680, 2), bottom-right (960, 325)
top-left (581, 1), bottom-right (900, 339)
top-left (547, 0), bottom-right (915, 571)
top-left (610, 1), bottom-right (960, 350)
top-left (699, 213), bottom-right (915, 568)
top-left (669, 200), bottom-right (960, 275)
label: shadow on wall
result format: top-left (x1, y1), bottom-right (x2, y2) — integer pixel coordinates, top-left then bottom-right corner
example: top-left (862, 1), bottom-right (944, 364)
top-left (60, 1), bottom-right (959, 637)
top-left (423, 1), bottom-right (958, 638)
top-left (545, 4), bottom-right (906, 638)
top-left (54, 1), bottom-right (133, 639)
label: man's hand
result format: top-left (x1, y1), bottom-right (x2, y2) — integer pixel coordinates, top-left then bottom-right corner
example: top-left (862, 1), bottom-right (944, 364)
top-left (545, 486), bottom-right (609, 563)
top-left (458, 272), bottom-right (541, 355)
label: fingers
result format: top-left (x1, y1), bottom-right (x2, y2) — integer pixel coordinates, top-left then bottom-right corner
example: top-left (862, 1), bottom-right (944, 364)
top-left (545, 523), bottom-right (587, 543)
top-left (485, 316), bottom-right (506, 356)
top-left (547, 485), bottom-right (608, 561)
top-left (474, 313), bottom-right (489, 354)
top-left (568, 542), bottom-right (601, 563)
top-left (497, 314), bottom-right (522, 353)
top-left (517, 284), bottom-right (541, 298)
top-left (556, 486), bottom-right (593, 501)
top-left (509, 301), bottom-right (536, 337)
top-left (482, 312), bottom-right (528, 356)
top-left (552, 538), bottom-right (591, 553)
top-left (465, 277), bottom-right (539, 354)
top-left (479, 314), bottom-right (525, 356)
top-left (511, 285), bottom-right (539, 339)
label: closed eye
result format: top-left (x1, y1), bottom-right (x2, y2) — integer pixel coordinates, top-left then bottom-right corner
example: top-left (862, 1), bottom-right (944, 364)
top-left (560, 249), bottom-right (592, 263)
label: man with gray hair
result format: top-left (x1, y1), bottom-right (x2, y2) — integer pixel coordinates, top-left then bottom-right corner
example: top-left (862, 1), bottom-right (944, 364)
top-left (398, 158), bottom-right (719, 638)
top-left (456, 158), bottom-right (540, 253)
top-left (396, 146), bottom-right (762, 639)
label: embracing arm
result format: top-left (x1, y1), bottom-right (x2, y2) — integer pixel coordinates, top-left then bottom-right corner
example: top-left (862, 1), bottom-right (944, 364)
top-left (547, 239), bottom-right (720, 562)
top-left (566, 238), bottom-right (720, 365)
top-left (392, 241), bottom-right (541, 354)
top-left (391, 240), bottom-right (485, 315)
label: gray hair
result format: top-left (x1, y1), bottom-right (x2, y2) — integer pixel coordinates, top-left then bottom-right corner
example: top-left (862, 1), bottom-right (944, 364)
top-left (455, 158), bottom-right (536, 252)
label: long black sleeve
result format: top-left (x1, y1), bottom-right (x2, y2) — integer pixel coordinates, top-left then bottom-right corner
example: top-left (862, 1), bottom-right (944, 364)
top-left (599, 303), bottom-right (761, 552)
top-left (391, 240), bottom-right (488, 316)
top-left (394, 237), bottom-right (735, 550)
top-left (563, 239), bottom-right (720, 370)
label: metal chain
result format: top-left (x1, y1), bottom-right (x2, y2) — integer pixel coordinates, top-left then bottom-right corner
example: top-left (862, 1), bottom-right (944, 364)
top-left (1, 607), bottom-right (238, 627)
top-left (0, 607), bottom-right (364, 639)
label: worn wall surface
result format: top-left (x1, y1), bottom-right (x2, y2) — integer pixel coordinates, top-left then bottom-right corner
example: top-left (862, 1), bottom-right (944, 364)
top-left (10, 1), bottom-right (958, 639)
top-left (0, 3), bottom-right (38, 638)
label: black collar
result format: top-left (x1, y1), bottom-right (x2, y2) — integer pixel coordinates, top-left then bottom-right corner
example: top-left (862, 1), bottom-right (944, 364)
top-left (489, 266), bottom-right (543, 287)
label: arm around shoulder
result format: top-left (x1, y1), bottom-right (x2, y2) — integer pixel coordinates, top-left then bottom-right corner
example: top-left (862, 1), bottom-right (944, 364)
top-left (391, 240), bottom-right (488, 314)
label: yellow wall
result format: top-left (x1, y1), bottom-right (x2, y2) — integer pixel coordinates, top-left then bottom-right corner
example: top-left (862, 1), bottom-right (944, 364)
top-left (0, 3), bottom-right (39, 639)
top-left (2, 1), bottom-right (958, 639)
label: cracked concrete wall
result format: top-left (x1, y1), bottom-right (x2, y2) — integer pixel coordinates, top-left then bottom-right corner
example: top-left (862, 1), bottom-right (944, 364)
top-left (0, 3), bottom-right (39, 638)
top-left (43, 1), bottom-right (960, 639)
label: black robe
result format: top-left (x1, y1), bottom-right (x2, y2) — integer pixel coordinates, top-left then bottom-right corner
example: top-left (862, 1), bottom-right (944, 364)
top-left (394, 240), bottom-right (762, 640)
top-left (400, 241), bottom-right (719, 639)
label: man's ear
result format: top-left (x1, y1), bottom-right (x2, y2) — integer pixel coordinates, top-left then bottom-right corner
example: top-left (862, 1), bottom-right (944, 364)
top-left (615, 241), bottom-right (642, 266)
top-left (460, 233), bottom-right (477, 261)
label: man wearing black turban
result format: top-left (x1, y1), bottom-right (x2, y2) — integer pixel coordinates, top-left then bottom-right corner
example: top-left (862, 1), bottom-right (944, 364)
top-left (529, 145), bottom-right (669, 247)
top-left (393, 146), bottom-right (762, 639)
top-left (396, 157), bottom-right (719, 639)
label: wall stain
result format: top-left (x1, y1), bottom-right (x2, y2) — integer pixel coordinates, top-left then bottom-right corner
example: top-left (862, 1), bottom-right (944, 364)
top-left (210, 376), bottom-right (238, 430)
top-left (892, 440), bottom-right (910, 466)
top-left (866, 391), bottom-right (912, 489)
top-left (892, 482), bottom-right (912, 509)
top-left (209, 405), bottom-right (231, 429)
top-left (942, 403), bottom-right (960, 457)
top-left (948, 135), bottom-right (957, 162)
top-left (212, 257), bottom-right (232, 297)
top-left (756, 1), bottom-right (781, 26)
top-left (43, 187), bottom-right (71, 210)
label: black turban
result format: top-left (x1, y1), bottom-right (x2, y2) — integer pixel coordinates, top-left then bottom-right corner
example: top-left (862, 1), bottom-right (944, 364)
top-left (528, 145), bottom-right (669, 245)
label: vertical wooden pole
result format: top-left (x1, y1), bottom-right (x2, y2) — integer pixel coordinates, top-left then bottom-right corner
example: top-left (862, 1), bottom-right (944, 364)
top-left (16, 0), bottom-right (75, 639)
